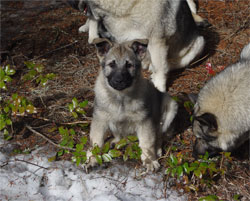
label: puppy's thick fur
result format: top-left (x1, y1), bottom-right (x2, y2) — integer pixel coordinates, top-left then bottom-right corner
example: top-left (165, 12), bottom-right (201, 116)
top-left (192, 43), bottom-right (250, 157)
top-left (88, 39), bottom-right (178, 171)
top-left (69, 0), bottom-right (205, 92)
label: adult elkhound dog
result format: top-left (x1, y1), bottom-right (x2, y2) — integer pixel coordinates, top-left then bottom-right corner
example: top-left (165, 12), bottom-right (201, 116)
top-left (68, 0), bottom-right (205, 92)
top-left (87, 38), bottom-right (178, 171)
top-left (191, 43), bottom-right (250, 157)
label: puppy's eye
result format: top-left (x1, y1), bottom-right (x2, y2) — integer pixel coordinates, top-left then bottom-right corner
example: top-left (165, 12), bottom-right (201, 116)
top-left (109, 61), bottom-right (116, 68)
top-left (125, 61), bottom-right (133, 69)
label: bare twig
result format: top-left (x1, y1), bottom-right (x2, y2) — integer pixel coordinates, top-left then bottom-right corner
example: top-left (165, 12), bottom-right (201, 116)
top-left (25, 125), bottom-right (76, 151)
top-left (0, 158), bottom-right (48, 170)
top-left (29, 40), bottom-right (79, 61)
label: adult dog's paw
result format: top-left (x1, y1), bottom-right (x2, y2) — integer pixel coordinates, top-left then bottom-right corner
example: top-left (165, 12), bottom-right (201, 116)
top-left (151, 72), bottom-right (166, 92)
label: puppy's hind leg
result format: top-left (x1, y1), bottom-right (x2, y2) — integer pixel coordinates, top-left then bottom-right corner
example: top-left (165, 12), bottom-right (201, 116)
top-left (88, 19), bottom-right (99, 44)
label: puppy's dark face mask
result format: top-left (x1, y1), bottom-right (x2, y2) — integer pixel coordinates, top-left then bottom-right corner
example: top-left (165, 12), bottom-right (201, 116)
top-left (93, 38), bottom-right (148, 91)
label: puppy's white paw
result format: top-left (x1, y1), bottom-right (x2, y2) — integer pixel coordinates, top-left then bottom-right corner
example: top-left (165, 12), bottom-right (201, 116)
top-left (85, 150), bottom-right (98, 169)
top-left (79, 24), bottom-right (89, 33)
top-left (143, 160), bottom-right (160, 172)
top-left (157, 148), bottom-right (162, 158)
top-left (151, 72), bottom-right (166, 92)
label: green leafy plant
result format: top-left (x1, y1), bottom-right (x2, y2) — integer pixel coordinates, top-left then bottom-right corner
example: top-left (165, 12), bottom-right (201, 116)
top-left (165, 152), bottom-right (224, 191)
top-left (199, 195), bottom-right (221, 201)
top-left (0, 65), bottom-right (16, 90)
top-left (0, 93), bottom-right (36, 140)
top-left (22, 61), bottom-right (55, 86)
top-left (68, 97), bottom-right (88, 118)
top-left (90, 136), bottom-right (142, 165)
top-left (57, 126), bottom-right (76, 156)
top-left (72, 136), bottom-right (88, 166)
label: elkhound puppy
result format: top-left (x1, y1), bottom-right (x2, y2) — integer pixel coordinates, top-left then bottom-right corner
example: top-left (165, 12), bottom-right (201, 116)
top-left (191, 43), bottom-right (250, 157)
top-left (69, 0), bottom-right (205, 92)
top-left (87, 38), bottom-right (178, 171)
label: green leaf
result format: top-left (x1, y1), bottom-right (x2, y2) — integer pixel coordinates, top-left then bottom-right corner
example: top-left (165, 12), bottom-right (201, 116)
top-left (127, 135), bottom-right (138, 142)
top-left (24, 61), bottom-right (35, 69)
top-left (95, 155), bottom-right (102, 165)
top-left (69, 128), bottom-right (75, 135)
top-left (3, 75), bottom-right (12, 82)
top-left (108, 149), bottom-right (122, 158)
top-left (183, 162), bottom-right (189, 173)
top-left (68, 104), bottom-right (74, 112)
top-left (165, 167), bottom-right (171, 175)
top-left (0, 68), bottom-right (5, 80)
top-left (115, 138), bottom-right (127, 149)
top-left (59, 126), bottom-right (66, 135)
top-left (177, 166), bottom-right (183, 178)
top-left (72, 97), bottom-right (78, 108)
top-left (233, 194), bottom-right (241, 201)
top-left (102, 153), bottom-right (112, 162)
top-left (170, 154), bottom-right (178, 166)
top-left (18, 106), bottom-right (25, 115)
top-left (6, 119), bottom-right (12, 125)
top-left (102, 142), bottom-right (110, 153)
top-left (48, 156), bottom-right (56, 162)
top-left (0, 81), bottom-right (6, 89)
top-left (76, 107), bottom-right (85, 114)
top-left (4, 106), bottom-right (10, 113)
top-left (92, 145), bottom-right (101, 155)
top-left (72, 111), bottom-right (78, 119)
top-left (76, 157), bottom-right (81, 166)
top-left (81, 136), bottom-right (88, 145)
top-left (76, 144), bottom-right (84, 152)
top-left (0, 119), bottom-right (6, 130)
top-left (35, 64), bottom-right (44, 73)
top-left (12, 93), bottom-right (18, 100)
top-left (26, 105), bottom-right (35, 114)
top-left (57, 149), bottom-right (64, 156)
top-left (6, 68), bottom-right (16, 76)
top-left (46, 73), bottom-right (56, 80)
top-left (198, 195), bottom-right (219, 201)
top-left (79, 100), bottom-right (88, 108)
top-left (194, 169), bottom-right (202, 178)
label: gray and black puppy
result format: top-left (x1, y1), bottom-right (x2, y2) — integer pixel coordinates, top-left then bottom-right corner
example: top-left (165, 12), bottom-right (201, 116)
top-left (88, 38), bottom-right (178, 171)
top-left (191, 43), bottom-right (250, 157)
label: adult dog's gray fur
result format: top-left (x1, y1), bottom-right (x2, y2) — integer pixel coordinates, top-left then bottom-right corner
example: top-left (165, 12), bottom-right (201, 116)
top-left (191, 43), bottom-right (250, 157)
top-left (88, 38), bottom-right (178, 171)
top-left (69, 0), bottom-right (205, 92)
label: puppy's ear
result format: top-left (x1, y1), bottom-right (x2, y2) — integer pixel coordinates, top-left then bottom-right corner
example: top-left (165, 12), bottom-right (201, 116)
top-left (128, 39), bottom-right (148, 60)
top-left (195, 113), bottom-right (218, 140)
top-left (93, 38), bottom-right (113, 59)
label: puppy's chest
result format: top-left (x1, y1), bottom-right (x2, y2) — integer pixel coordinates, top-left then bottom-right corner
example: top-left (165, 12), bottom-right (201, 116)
top-left (107, 99), bottom-right (147, 122)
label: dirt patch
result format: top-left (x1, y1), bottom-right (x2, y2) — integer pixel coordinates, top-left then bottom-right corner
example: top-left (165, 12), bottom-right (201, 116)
top-left (1, 1), bottom-right (249, 200)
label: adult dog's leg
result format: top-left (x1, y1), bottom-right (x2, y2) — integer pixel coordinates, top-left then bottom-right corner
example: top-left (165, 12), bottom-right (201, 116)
top-left (148, 38), bottom-right (169, 92)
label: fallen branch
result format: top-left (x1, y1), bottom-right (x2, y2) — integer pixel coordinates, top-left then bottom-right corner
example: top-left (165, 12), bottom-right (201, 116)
top-left (29, 40), bottom-right (79, 61)
top-left (26, 125), bottom-right (76, 151)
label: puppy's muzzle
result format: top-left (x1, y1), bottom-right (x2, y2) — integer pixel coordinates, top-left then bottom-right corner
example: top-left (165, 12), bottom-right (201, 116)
top-left (108, 72), bottom-right (133, 91)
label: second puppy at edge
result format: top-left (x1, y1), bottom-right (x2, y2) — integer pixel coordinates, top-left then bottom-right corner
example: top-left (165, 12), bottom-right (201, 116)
top-left (87, 38), bottom-right (178, 171)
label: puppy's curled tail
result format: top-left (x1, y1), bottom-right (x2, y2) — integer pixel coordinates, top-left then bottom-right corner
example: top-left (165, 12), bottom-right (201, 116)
top-left (161, 97), bottom-right (178, 133)
top-left (240, 43), bottom-right (250, 61)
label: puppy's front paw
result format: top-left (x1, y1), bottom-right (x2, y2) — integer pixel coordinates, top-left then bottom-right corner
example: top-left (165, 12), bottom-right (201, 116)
top-left (143, 159), bottom-right (160, 172)
top-left (85, 150), bottom-right (98, 170)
